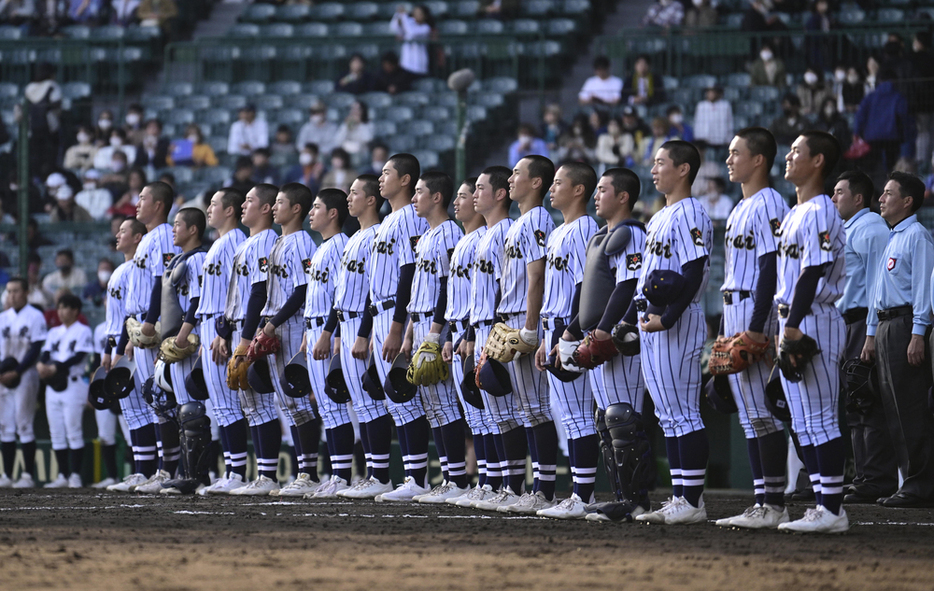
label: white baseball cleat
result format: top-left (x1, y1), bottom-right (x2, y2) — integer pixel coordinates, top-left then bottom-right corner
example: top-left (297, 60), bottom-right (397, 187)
top-left (635, 496), bottom-right (707, 525)
top-left (44, 474), bottom-right (69, 488)
top-left (412, 480), bottom-right (449, 502)
top-left (0, 474), bottom-right (13, 488)
top-left (12, 473), bottom-right (35, 489)
top-left (107, 473), bottom-right (147, 492)
top-left (503, 491), bottom-right (555, 514)
top-left (275, 473), bottom-right (321, 497)
top-left (68, 473), bottom-right (82, 488)
top-left (419, 482), bottom-right (470, 504)
top-left (777, 506), bottom-right (849, 534)
top-left (718, 503), bottom-right (790, 529)
top-left (308, 475), bottom-right (350, 499)
top-left (375, 476), bottom-right (430, 502)
top-left (91, 477), bottom-right (116, 489)
top-left (202, 473), bottom-right (244, 495)
top-left (538, 494), bottom-right (589, 520)
top-left (133, 470), bottom-right (171, 494)
top-left (474, 487), bottom-right (521, 511)
top-left (336, 476), bottom-right (393, 500)
top-left (454, 484), bottom-right (494, 507)
top-left (229, 475), bottom-right (280, 496)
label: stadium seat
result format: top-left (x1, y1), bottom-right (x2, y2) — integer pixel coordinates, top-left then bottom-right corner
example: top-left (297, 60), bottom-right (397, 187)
top-left (164, 108), bottom-right (195, 125)
top-left (409, 120), bottom-right (435, 137)
top-left (439, 20), bottom-right (470, 35)
top-left (274, 108), bottom-right (305, 126)
top-left (735, 101), bottom-right (763, 117)
top-left (332, 22), bottom-right (364, 37)
top-left (198, 108), bottom-right (232, 126)
top-left (62, 81), bottom-right (91, 100)
top-left (327, 93), bottom-right (358, 109)
top-left (260, 24), bottom-right (294, 38)
top-left (390, 134), bottom-right (419, 152)
top-left (213, 94), bottom-right (248, 110)
top-left (91, 25), bottom-right (126, 39)
top-left (424, 1), bottom-right (449, 18)
top-left (483, 77), bottom-right (518, 93)
top-left (412, 77), bottom-right (446, 93)
top-left (421, 106), bottom-right (451, 121)
top-left (522, 0), bottom-right (556, 17)
top-left (412, 150), bottom-right (440, 169)
top-left (422, 136), bottom-right (456, 152)
top-left (359, 92), bottom-right (393, 108)
top-left (305, 80), bottom-right (335, 95)
top-left (0, 83), bottom-right (18, 99)
top-left (197, 81), bottom-right (229, 96)
top-left (163, 82), bottom-right (194, 97)
top-left (285, 94), bottom-right (322, 109)
top-left (684, 74), bottom-right (717, 88)
top-left (61, 25), bottom-right (90, 39)
top-left (364, 22), bottom-right (393, 36)
top-left (241, 4), bottom-right (276, 23)
top-left (561, 0), bottom-right (590, 16)
top-left (395, 91), bottom-right (431, 107)
top-left (724, 72), bottom-right (751, 88)
top-left (436, 120), bottom-right (458, 137)
top-left (725, 13), bottom-right (744, 27)
top-left (372, 120), bottom-right (398, 138)
top-left (347, 2), bottom-right (379, 21)
top-left (229, 23), bottom-right (260, 37)
top-left (383, 106), bottom-right (415, 122)
top-left (253, 95), bottom-right (284, 110)
top-left (0, 25), bottom-right (22, 39)
top-left (476, 20), bottom-right (505, 34)
top-left (465, 105), bottom-right (487, 121)
top-left (195, 166), bottom-right (232, 184)
top-left (472, 93), bottom-right (504, 108)
top-left (314, 3), bottom-right (346, 21)
top-left (876, 8), bottom-right (904, 23)
top-left (144, 95), bottom-right (175, 110)
top-left (232, 81), bottom-right (266, 97)
top-left (169, 167), bottom-right (194, 184)
top-left (749, 86), bottom-right (781, 102)
top-left (126, 26), bottom-right (161, 41)
top-left (276, 4), bottom-right (311, 23)
top-left (207, 136), bottom-right (228, 155)
top-left (547, 18), bottom-right (577, 35)
top-left (451, 1), bottom-right (481, 19)
top-left (296, 23), bottom-right (329, 37)
top-left (511, 19), bottom-right (541, 34)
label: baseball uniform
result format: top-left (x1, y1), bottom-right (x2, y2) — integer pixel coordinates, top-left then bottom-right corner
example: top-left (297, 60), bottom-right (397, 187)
top-left (0, 304), bottom-right (47, 448)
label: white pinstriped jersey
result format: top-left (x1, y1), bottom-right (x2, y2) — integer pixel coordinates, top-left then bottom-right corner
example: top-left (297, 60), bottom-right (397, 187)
top-left (369, 204), bottom-right (427, 303)
top-left (335, 224), bottom-right (380, 313)
top-left (226, 229), bottom-right (278, 321)
top-left (127, 223), bottom-right (180, 315)
top-left (104, 261), bottom-right (135, 336)
top-left (445, 226), bottom-right (487, 322)
top-left (42, 322), bottom-right (94, 380)
top-left (775, 194), bottom-right (845, 306)
top-left (541, 216), bottom-right (598, 319)
top-left (409, 220), bottom-right (463, 314)
top-left (635, 198), bottom-right (713, 304)
top-left (611, 224), bottom-right (647, 284)
top-left (498, 206), bottom-right (555, 315)
top-left (470, 218), bottom-right (513, 324)
top-left (0, 305), bottom-right (47, 361)
top-left (304, 233), bottom-right (349, 319)
top-left (94, 322), bottom-right (107, 354)
top-left (722, 187), bottom-right (789, 292)
top-left (197, 229), bottom-right (246, 317)
top-left (263, 231), bottom-right (316, 316)
top-left (172, 251), bottom-right (205, 316)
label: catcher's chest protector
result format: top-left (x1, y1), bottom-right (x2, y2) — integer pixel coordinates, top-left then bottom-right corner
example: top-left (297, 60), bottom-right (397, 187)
top-left (161, 248), bottom-right (207, 339)
top-left (579, 221), bottom-right (638, 331)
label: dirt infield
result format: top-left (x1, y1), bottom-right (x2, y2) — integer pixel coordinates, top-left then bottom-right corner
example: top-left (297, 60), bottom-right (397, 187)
top-left (1, 489), bottom-right (932, 591)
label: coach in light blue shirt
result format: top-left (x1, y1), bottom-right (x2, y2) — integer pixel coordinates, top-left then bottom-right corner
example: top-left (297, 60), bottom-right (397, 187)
top-left (863, 171), bottom-right (934, 509)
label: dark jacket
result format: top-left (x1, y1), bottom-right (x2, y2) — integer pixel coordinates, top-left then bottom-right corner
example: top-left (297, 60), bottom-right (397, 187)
top-left (854, 81), bottom-right (916, 159)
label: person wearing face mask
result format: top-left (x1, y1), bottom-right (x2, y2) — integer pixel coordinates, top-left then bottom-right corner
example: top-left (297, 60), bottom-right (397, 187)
top-left (335, 101), bottom-right (374, 165)
top-left (320, 148), bottom-right (354, 194)
top-left (841, 67), bottom-right (865, 113)
top-left (508, 123), bottom-right (550, 167)
top-left (270, 124), bottom-right (297, 164)
top-left (817, 97), bottom-right (851, 150)
top-left (796, 67), bottom-right (832, 117)
top-left (93, 128), bottom-right (137, 171)
top-left (74, 169), bottom-right (113, 220)
top-left (94, 110), bottom-right (114, 146)
top-left (750, 43), bottom-right (787, 87)
top-left (81, 258), bottom-right (115, 309)
top-left (596, 116), bottom-right (636, 168)
top-left (167, 123), bottom-right (218, 168)
top-left (642, 0), bottom-right (684, 28)
top-left (854, 66), bottom-right (916, 189)
top-left (360, 142), bottom-right (389, 176)
top-left (133, 118), bottom-right (170, 169)
top-left (666, 105), bottom-right (694, 142)
top-left (41, 249), bottom-right (88, 296)
top-left (769, 93), bottom-right (807, 145)
top-left (282, 143), bottom-right (323, 194)
top-left (295, 101), bottom-right (338, 156)
top-left (123, 104), bottom-right (145, 145)
top-left (63, 125), bottom-right (98, 172)
top-left (49, 185), bottom-right (93, 223)
top-left (684, 0), bottom-right (718, 30)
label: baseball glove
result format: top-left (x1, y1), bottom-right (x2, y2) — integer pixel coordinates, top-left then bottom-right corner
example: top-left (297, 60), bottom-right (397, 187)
top-left (406, 340), bottom-right (449, 386)
top-left (247, 331), bottom-right (280, 361)
top-left (126, 318), bottom-right (161, 349)
top-left (159, 334), bottom-right (200, 363)
top-left (484, 322), bottom-right (538, 363)
top-left (573, 334), bottom-right (618, 369)
top-left (778, 334), bottom-right (821, 382)
top-left (709, 331), bottom-right (770, 376)
top-left (611, 323), bottom-right (640, 356)
top-left (226, 344), bottom-right (251, 390)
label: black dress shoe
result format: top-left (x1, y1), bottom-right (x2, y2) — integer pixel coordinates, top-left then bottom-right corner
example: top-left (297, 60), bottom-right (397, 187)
top-left (880, 492), bottom-right (934, 508)
top-left (791, 488), bottom-right (816, 502)
top-left (844, 491), bottom-right (880, 504)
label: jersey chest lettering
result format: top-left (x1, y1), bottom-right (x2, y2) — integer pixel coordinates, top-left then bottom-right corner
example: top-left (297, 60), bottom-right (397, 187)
top-left (374, 238), bottom-right (396, 255)
top-left (475, 258), bottom-right (495, 275)
top-left (417, 258), bottom-right (438, 275)
top-left (547, 252), bottom-right (570, 272)
top-left (647, 236), bottom-right (673, 258)
top-left (205, 262), bottom-right (224, 277)
top-left (452, 263), bottom-right (471, 279)
top-left (505, 243), bottom-right (524, 260)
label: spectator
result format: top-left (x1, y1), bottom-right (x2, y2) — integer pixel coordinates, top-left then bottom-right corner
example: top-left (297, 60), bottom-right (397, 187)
top-left (100, 150), bottom-right (129, 190)
top-left (642, 0), bottom-right (684, 28)
top-left (804, 0), bottom-right (834, 72)
top-left (638, 117), bottom-right (672, 166)
top-left (479, 0), bottom-right (519, 18)
top-left (108, 167), bottom-right (145, 218)
top-left (360, 142), bottom-right (389, 176)
top-left (49, 185), bottom-right (93, 223)
top-left (841, 66), bottom-right (865, 113)
top-left (693, 86), bottom-right (734, 150)
top-left (769, 92), bottom-right (807, 146)
top-left (507, 123), bottom-right (549, 167)
top-left (68, 0), bottom-right (104, 23)
top-left (227, 156), bottom-right (255, 197)
top-left (282, 143), bottom-right (324, 194)
top-left (295, 101), bottom-right (338, 156)
top-left (620, 106), bottom-right (651, 147)
top-left (0, 0), bottom-right (35, 25)
top-left (390, 4), bottom-right (434, 76)
top-left (540, 104), bottom-right (567, 153)
top-left (43, 172), bottom-right (74, 212)
top-left (250, 148), bottom-right (279, 185)
top-left (270, 124), bottom-right (297, 164)
top-left (136, 0), bottom-right (177, 33)
top-left (21, 63), bottom-right (61, 180)
top-left (749, 43), bottom-right (786, 87)
top-left (795, 67), bottom-right (832, 117)
top-left (26, 253), bottom-right (53, 310)
top-left (374, 51), bottom-right (414, 95)
top-left (42, 249), bottom-right (87, 295)
top-left (134, 118), bottom-right (170, 169)
top-left (93, 128), bottom-right (137, 171)
top-left (63, 125), bottom-right (98, 172)
top-left (864, 55), bottom-right (879, 95)
top-left (227, 105), bottom-right (269, 157)
top-left (335, 54), bottom-right (375, 95)
top-left (910, 32), bottom-right (934, 168)
top-left (854, 67), bottom-right (915, 185)
top-left (816, 97), bottom-right (851, 151)
top-left (578, 56), bottom-right (624, 107)
top-left (741, 0), bottom-right (788, 52)
top-left (555, 114), bottom-right (597, 165)
top-left (666, 105), bottom-right (694, 142)
top-left (111, 0), bottom-right (140, 26)
top-left (697, 177), bottom-right (734, 222)
top-left (123, 103), bottom-right (145, 145)
top-left (167, 123), bottom-right (218, 167)
top-left (335, 100), bottom-right (374, 165)
top-left (75, 169), bottom-right (112, 220)
top-left (589, 110), bottom-right (608, 137)
top-left (93, 110), bottom-right (115, 146)
top-left (596, 117), bottom-right (636, 168)
top-left (622, 55), bottom-right (665, 106)
top-left (684, 0), bottom-right (718, 30)
top-left (81, 258), bottom-right (114, 309)
top-left (320, 148), bottom-right (354, 194)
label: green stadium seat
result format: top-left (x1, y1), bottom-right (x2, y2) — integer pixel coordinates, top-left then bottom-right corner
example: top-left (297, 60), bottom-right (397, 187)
top-left (876, 8), bottom-right (904, 23)
top-left (360, 92), bottom-right (393, 108)
top-left (375, 2), bottom-right (398, 19)
top-left (305, 81), bottom-right (335, 95)
top-left (326, 92), bottom-right (358, 109)
top-left (269, 81), bottom-right (302, 96)
top-left (436, 120), bottom-right (458, 136)
top-left (422, 136), bottom-right (455, 152)
top-left (522, 0), bottom-right (556, 17)
top-left (724, 72), bottom-right (751, 88)
top-left (333, 22), bottom-right (364, 36)
top-left (412, 78), bottom-right (445, 93)
top-left (424, 2), bottom-right (449, 18)
top-left (207, 135), bottom-right (228, 154)
top-left (365, 22), bottom-right (393, 36)
top-left (229, 23), bottom-right (260, 37)
top-left (296, 23), bottom-right (329, 37)
top-left (260, 24), bottom-right (294, 38)
top-left (560, 0), bottom-right (590, 16)
top-left (483, 77), bottom-right (518, 93)
top-left (384, 106), bottom-right (415, 122)
top-left (350, 43), bottom-right (381, 60)
top-left (195, 166), bottom-right (232, 184)
top-left (511, 19), bottom-right (541, 34)
top-left (412, 150), bottom-right (440, 168)
top-left (684, 74), bottom-right (717, 88)
top-left (198, 108), bottom-right (232, 127)
top-left (472, 93), bottom-right (504, 108)
top-left (395, 91), bottom-right (431, 107)
top-left (409, 120), bottom-right (435, 137)
top-left (179, 95), bottom-right (211, 110)
top-left (421, 106), bottom-right (451, 121)
top-left (165, 108), bottom-right (195, 125)
top-left (169, 167), bottom-right (195, 183)
top-left (62, 25), bottom-right (90, 39)
top-left (725, 13), bottom-right (744, 27)
top-left (838, 6), bottom-right (865, 24)
top-left (254, 95), bottom-right (284, 110)
top-left (372, 120), bottom-right (398, 138)
top-left (92, 25), bottom-right (126, 39)
top-left (735, 101), bottom-right (763, 116)
top-left (144, 95), bottom-right (175, 110)
top-left (662, 76), bottom-right (679, 91)
top-left (197, 81), bottom-right (229, 96)
top-left (722, 86), bottom-right (745, 102)
top-left (670, 87), bottom-right (699, 106)
top-left (749, 86), bottom-right (780, 102)
top-left (451, 1), bottom-right (480, 19)
top-left (284, 94), bottom-right (321, 110)
top-left (62, 81), bottom-right (91, 99)
top-left (214, 94), bottom-right (247, 110)
top-left (126, 25), bottom-right (160, 41)
top-left (0, 25), bottom-right (22, 40)
top-left (241, 4), bottom-right (276, 23)
top-left (239, 46), bottom-right (277, 81)
top-left (390, 134), bottom-right (419, 152)
top-left (315, 3), bottom-right (346, 21)
top-left (164, 82), bottom-right (193, 97)
top-left (465, 105), bottom-right (487, 121)
top-left (0, 83), bottom-right (18, 98)
top-left (547, 18), bottom-right (576, 36)
top-left (477, 20), bottom-right (505, 34)
top-left (276, 4), bottom-right (311, 22)
top-left (275, 108), bottom-right (305, 126)
top-left (347, 2), bottom-right (379, 21)
top-left (439, 20), bottom-right (470, 35)
top-left (433, 92), bottom-right (459, 108)
top-left (232, 81), bottom-right (266, 96)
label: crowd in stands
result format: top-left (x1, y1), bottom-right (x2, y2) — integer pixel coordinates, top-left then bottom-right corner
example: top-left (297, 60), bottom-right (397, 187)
top-left (0, 0), bottom-right (179, 36)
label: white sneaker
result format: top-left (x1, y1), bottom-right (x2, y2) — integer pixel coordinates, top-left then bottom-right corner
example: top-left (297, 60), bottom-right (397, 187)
top-left (503, 491), bottom-right (555, 514)
top-left (635, 496), bottom-right (707, 525)
top-left (420, 482), bottom-right (470, 504)
top-left (68, 473), bottom-right (82, 488)
top-left (474, 487), bottom-right (521, 511)
top-left (202, 473), bottom-right (243, 495)
top-left (538, 494), bottom-right (589, 520)
top-left (275, 473), bottom-right (321, 497)
top-left (309, 475), bottom-right (350, 499)
top-left (45, 474), bottom-right (69, 488)
top-left (91, 477), bottom-right (116, 489)
top-left (337, 476), bottom-right (394, 500)
top-left (412, 480), bottom-right (449, 502)
top-left (107, 473), bottom-right (147, 492)
top-left (12, 473), bottom-right (34, 489)
top-left (719, 503), bottom-right (790, 529)
top-left (375, 476), bottom-right (430, 502)
top-left (229, 475), bottom-right (280, 496)
top-left (777, 506), bottom-right (849, 534)
top-left (134, 470), bottom-right (171, 494)
top-left (454, 484), bottom-right (494, 507)
top-left (0, 474), bottom-right (13, 487)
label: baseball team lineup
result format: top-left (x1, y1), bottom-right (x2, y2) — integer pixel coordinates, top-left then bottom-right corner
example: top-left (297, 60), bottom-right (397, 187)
top-left (5, 126), bottom-right (934, 536)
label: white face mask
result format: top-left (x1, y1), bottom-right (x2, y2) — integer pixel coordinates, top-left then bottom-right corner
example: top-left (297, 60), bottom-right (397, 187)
top-left (77, 132), bottom-right (90, 144)
top-left (125, 113), bottom-right (140, 126)
top-left (847, 73), bottom-right (860, 84)
top-left (110, 136), bottom-right (123, 147)
top-left (834, 69), bottom-right (846, 82)
top-left (111, 160), bottom-right (125, 172)
top-left (299, 152), bottom-right (314, 166)
top-left (824, 107), bottom-right (835, 118)
top-left (98, 270), bottom-right (112, 284)
top-left (692, 0), bottom-right (704, 5)
top-left (187, 135), bottom-right (199, 143)
top-left (98, 118), bottom-right (112, 130)
top-left (311, 114), bottom-right (324, 124)
top-left (760, 50), bottom-right (773, 61)
top-left (804, 72), bottom-right (818, 85)
top-left (83, 182), bottom-right (96, 191)
top-left (670, 113), bottom-right (683, 124)
top-left (519, 134), bottom-right (532, 144)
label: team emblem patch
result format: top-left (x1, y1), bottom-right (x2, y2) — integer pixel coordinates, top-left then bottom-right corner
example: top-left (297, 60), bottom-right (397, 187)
top-left (534, 229), bottom-right (547, 248)
top-left (162, 253), bottom-right (174, 266)
top-left (690, 227), bottom-right (704, 247)
top-left (770, 218), bottom-right (781, 237)
top-left (302, 259), bottom-right (312, 273)
top-left (887, 257), bottom-right (896, 271)
top-left (819, 231), bottom-right (831, 251)
top-left (626, 252), bottom-right (643, 271)
top-left (410, 236), bottom-right (420, 251)
top-left (258, 257), bottom-right (269, 273)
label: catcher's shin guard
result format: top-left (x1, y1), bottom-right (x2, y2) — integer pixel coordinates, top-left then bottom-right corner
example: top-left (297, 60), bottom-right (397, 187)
top-left (178, 402), bottom-right (213, 485)
top-left (604, 403), bottom-right (652, 505)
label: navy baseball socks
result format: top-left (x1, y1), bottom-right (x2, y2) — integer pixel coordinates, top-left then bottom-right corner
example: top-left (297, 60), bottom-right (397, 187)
top-left (403, 416), bottom-right (430, 487)
top-left (530, 422), bottom-right (558, 500)
top-left (571, 434), bottom-right (599, 502)
top-left (439, 420), bottom-right (468, 488)
top-left (816, 438), bottom-right (845, 515)
top-left (499, 427), bottom-right (528, 494)
top-left (224, 419), bottom-right (249, 480)
top-left (483, 433), bottom-right (502, 490)
top-left (291, 421), bottom-right (321, 481)
top-left (365, 415), bottom-right (393, 484)
top-left (758, 430), bottom-right (787, 508)
top-left (325, 422), bottom-right (354, 483)
top-left (253, 419), bottom-right (282, 481)
top-left (474, 433), bottom-right (487, 488)
top-left (159, 422), bottom-right (181, 477)
top-left (133, 424), bottom-right (159, 477)
top-left (678, 430), bottom-right (708, 508)
top-left (801, 444), bottom-right (823, 507)
top-left (665, 437), bottom-right (683, 499)
top-left (1, 440), bottom-right (35, 480)
top-left (69, 447), bottom-right (84, 481)
top-left (432, 426), bottom-right (448, 481)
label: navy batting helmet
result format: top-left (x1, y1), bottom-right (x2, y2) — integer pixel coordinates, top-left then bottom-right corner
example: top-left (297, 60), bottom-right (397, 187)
top-left (87, 367), bottom-right (114, 411)
top-left (184, 357), bottom-right (209, 401)
top-left (476, 354), bottom-right (512, 397)
top-left (765, 365), bottom-right (791, 422)
top-left (0, 357), bottom-right (21, 388)
top-left (460, 355), bottom-right (484, 409)
top-left (642, 270), bottom-right (685, 307)
top-left (43, 362), bottom-right (69, 392)
top-left (247, 357), bottom-right (276, 394)
top-left (545, 328), bottom-right (583, 383)
top-left (282, 352), bottom-right (312, 398)
top-left (841, 358), bottom-right (877, 415)
top-left (106, 356), bottom-right (135, 399)
top-left (361, 351), bottom-right (385, 401)
top-left (704, 374), bottom-right (737, 414)
top-left (384, 352), bottom-right (417, 404)
top-left (325, 354), bottom-right (351, 403)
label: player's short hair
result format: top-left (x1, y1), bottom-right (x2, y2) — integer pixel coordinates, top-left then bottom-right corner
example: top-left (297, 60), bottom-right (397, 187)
top-left (252, 183), bottom-right (279, 209)
top-left (280, 183), bottom-right (314, 218)
top-left (6, 276), bottom-right (27, 292)
top-left (57, 292), bottom-right (82, 312)
top-left (217, 187), bottom-right (245, 217)
top-left (127, 217), bottom-right (147, 236)
top-left (176, 207), bottom-right (206, 240)
top-left (355, 174), bottom-right (385, 211)
top-left (888, 171), bottom-right (926, 213)
top-left (387, 153), bottom-right (420, 196)
top-left (145, 181), bottom-right (175, 215)
top-left (317, 188), bottom-right (350, 228)
top-left (522, 155), bottom-right (555, 198)
top-left (801, 131), bottom-right (841, 179)
top-left (735, 127), bottom-right (778, 170)
top-left (461, 176), bottom-right (477, 194)
top-left (659, 140), bottom-right (701, 185)
top-left (602, 168), bottom-right (641, 207)
top-left (559, 162), bottom-right (597, 201)
top-left (55, 248), bottom-right (74, 262)
top-left (482, 166), bottom-right (511, 208)
top-left (421, 171), bottom-right (454, 208)
top-left (836, 170), bottom-right (874, 208)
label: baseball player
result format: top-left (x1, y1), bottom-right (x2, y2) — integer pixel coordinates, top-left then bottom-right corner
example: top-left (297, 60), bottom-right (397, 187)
top-left (830, 171), bottom-right (897, 505)
top-left (225, 184), bottom-right (283, 496)
top-left (335, 175), bottom-right (396, 500)
top-left (713, 127), bottom-right (791, 529)
top-left (863, 171), bottom-right (934, 508)
top-left (529, 162), bottom-right (598, 519)
top-left (622, 140), bottom-right (713, 526)
top-left (114, 181), bottom-right (181, 492)
top-left (0, 278), bottom-right (47, 489)
top-left (91, 310), bottom-right (128, 488)
top-left (300, 188), bottom-right (354, 498)
top-left (104, 218), bottom-right (160, 492)
top-left (773, 131), bottom-right (847, 533)
top-left (36, 293), bottom-right (93, 488)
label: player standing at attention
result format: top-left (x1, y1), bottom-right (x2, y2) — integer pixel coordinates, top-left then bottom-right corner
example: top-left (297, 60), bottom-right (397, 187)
top-left (714, 127), bottom-right (791, 529)
top-left (624, 140), bottom-right (713, 525)
top-left (300, 188), bottom-right (354, 498)
top-left (0, 278), bottom-right (47, 488)
top-left (773, 131), bottom-right (847, 533)
top-left (862, 172), bottom-right (934, 509)
top-left (531, 162), bottom-right (598, 519)
top-left (829, 171), bottom-right (897, 505)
